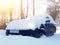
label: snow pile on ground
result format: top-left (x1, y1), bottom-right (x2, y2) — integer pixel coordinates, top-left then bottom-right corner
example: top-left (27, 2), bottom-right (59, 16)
top-left (56, 26), bottom-right (60, 34)
top-left (56, 26), bottom-right (60, 30)
top-left (0, 30), bottom-right (6, 36)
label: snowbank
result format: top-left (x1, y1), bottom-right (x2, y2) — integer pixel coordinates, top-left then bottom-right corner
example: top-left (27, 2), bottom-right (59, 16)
top-left (56, 26), bottom-right (60, 34)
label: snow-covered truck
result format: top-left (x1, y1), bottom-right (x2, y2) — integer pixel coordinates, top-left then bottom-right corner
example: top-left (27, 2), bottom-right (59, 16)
top-left (6, 14), bottom-right (56, 38)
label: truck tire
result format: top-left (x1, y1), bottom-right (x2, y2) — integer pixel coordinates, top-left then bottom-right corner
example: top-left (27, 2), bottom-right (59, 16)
top-left (6, 30), bottom-right (9, 36)
top-left (44, 24), bottom-right (56, 37)
top-left (31, 28), bottom-right (43, 38)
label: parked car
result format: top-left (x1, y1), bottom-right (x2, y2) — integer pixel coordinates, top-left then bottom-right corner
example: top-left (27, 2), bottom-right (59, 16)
top-left (6, 14), bottom-right (56, 38)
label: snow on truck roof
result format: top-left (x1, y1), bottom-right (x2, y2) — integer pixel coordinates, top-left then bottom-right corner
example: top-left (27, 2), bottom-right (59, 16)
top-left (6, 14), bottom-right (55, 30)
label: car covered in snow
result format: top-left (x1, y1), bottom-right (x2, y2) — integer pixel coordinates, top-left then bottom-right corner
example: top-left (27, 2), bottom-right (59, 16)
top-left (6, 14), bottom-right (56, 38)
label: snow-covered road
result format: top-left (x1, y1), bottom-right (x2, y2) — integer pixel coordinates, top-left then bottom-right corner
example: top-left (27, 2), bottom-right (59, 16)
top-left (0, 34), bottom-right (60, 45)
top-left (0, 27), bottom-right (60, 45)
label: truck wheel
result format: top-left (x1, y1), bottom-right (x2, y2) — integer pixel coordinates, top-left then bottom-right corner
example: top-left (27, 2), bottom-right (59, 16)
top-left (6, 30), bottom-right (9, 36)
top-left (31, 33), bottom-right (41, 38)
top-left (31, 29), bottom-right (43, 38)
top-left (44, 24), bottom-right (56, 37)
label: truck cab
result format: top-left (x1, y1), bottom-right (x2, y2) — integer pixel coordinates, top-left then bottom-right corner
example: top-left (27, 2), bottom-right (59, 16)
top-left (6, 14), bottom-right (56, 38)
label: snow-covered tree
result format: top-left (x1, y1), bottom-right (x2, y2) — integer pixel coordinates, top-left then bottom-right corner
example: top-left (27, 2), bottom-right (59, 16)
top-left (47, 0), bottom-right (60, 20)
